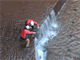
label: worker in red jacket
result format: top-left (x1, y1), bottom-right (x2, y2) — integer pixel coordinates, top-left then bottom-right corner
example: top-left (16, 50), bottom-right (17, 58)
top-left (26, 19), bottom-right (39, 31)
top-left (20, 25), bottom-right (36, 48)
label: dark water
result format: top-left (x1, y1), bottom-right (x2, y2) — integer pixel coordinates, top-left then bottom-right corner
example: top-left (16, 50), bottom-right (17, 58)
top-left (1, 1), bottom-right (57, 60)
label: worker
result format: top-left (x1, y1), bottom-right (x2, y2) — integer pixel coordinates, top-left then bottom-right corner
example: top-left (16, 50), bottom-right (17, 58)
top-left (20, 25), bottom-right (36, 48)
top-left (26, 19), bottom-right (39, 31)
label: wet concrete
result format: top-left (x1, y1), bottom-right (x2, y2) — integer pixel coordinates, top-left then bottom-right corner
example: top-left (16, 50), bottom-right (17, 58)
top-left (1, 0), bottom-right (58, 60)
top-left (46, 0), bottom-right (80, 60)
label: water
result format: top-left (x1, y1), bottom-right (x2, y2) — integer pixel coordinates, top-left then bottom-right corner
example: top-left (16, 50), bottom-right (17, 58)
top-left (35, 10), bottom-right (59, 60)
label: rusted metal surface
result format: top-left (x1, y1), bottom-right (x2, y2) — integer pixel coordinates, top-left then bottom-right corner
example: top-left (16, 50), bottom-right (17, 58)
top-left (1, 0), bottom-right (68, 60)
top-left (46, 0), bottom-right (80, 60)
top-left (1, 1), bottom-right (58, 60)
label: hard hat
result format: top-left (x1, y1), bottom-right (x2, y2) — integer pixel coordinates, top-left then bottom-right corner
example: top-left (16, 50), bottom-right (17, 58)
top-left (30, 21), bottom-right (34, 26)
top-left (26, 25), bottom-right (30, 29)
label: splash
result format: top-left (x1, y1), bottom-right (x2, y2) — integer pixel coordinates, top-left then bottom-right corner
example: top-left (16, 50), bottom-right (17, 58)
top-left (34, 10), bottom-right (59, 60)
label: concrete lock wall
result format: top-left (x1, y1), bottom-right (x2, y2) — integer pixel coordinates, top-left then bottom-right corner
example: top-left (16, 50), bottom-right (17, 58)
top-left (34, 0), bottom-right (67, 60)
